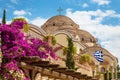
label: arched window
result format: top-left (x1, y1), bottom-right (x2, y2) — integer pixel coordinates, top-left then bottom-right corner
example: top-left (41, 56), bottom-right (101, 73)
top-left (71, 24), bottom-right (73, 26)
top-left (81, 37), bottom-right (84, 41)
top-left (53, 23), bottom-right (55, 26)
top-left (101, 67), bottom-right (105, 74)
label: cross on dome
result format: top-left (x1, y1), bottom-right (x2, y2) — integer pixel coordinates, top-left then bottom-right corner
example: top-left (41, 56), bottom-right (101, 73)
top-left (57, 7), bottom-right (63, 15)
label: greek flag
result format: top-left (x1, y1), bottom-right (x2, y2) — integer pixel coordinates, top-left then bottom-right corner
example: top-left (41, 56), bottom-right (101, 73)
top-left (94, 51), bottom-right (103, 62)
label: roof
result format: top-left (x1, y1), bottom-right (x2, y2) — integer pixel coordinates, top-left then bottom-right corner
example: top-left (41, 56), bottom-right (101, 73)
top-left (80, 46), bottom-right (117, 64)
top-left (42, 15), bottom-right (77, 26)
top-left (77, 29), bottom-right (97, 43)
top-left (41, 15), bottom-right (79, 33)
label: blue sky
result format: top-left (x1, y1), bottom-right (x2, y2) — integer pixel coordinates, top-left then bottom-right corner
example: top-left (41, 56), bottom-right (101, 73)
top-left (0, 0), bottom-right (120, 23)
top-left (0, 0), bottom-right (120, 64)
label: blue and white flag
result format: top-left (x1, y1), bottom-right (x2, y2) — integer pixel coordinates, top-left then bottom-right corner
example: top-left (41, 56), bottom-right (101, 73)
top-left (94, 51), bottom-right (103, 62)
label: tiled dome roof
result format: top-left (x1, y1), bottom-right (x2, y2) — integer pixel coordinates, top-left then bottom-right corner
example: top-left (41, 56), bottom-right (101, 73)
top-left (77, 29), bottom-right (97, 43)
top-left (41, 15), bottom-right (79, 34)
top-left (41, 15), bottom-right (78, 28)
top-left (80, 46), bottom-right (116, 61)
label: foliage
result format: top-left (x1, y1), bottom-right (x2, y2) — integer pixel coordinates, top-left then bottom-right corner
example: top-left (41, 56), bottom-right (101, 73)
top-left (63, 46), bottom-right (76, 56)
top-left (79, 53), bottom-right (91, 64)
top-left (2, 9), bottom-right (6, 24)
top-left (72, 47), bottom-right (77, 56)
top-left (65, 37), bottom-right (75, 70)
top-left (0, 18), bottom-right (57, 80)
top-left (43, 35), bottom-right (57, 45)
top-left (63, 47), bottom-right (68, 55)
top-left (43, 35), bottom-right (48, 42)
top-left (52, 36), bottom-right (56, 45)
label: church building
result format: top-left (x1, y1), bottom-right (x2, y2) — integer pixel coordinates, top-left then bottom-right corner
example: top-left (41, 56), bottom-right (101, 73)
top-left (25, 14), bottom-right (118, 80)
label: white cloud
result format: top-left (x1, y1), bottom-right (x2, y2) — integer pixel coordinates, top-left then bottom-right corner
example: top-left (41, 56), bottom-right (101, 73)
top-left (82, 3), bottom-right (89, 8)
top-left (13, 16), bottom-right (29, 22)
top-left (66, 9), bottom-right (120, 25)
top-left (10, 0), bottom-right (18, 4)
top-left (66, 9), bottom-right (120, 64)
top-left (30, 17), bottom-right (47, 27)
top-left (6, 20), bottom-right (12, 24)
top-left (92, 0), bottom-right (110, 5)
top-left (13, 10), bottom-right (32, 16)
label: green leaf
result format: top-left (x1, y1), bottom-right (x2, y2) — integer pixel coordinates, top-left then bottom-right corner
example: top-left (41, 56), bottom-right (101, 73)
top-left (79, 53), bottom-right (91, 64)
top-left (12, 18), bottom-right (27, 22)
top-left (43, 35), bottom-right (57, 45)
top-left (52, 36), bottom-right (56, 45)
top-left (65, 37), bottom-right (75, 70)
top-left (23, 24), bottom-right (29, 32)
top-left (63, 47), bottom-right (68, 55)
top-left (72, 47), bottom-right (77, 56)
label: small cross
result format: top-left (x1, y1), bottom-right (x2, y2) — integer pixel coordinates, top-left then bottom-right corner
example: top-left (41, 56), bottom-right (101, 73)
top-left (57, 7), bottom-right (63, 15)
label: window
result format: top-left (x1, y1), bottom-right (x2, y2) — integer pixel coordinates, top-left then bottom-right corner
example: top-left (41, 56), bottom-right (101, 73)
top-left (81, 37), bottom-right (84, 41)
top-left (53, 23), bottom-right (55, 26)
top-left (101, 67), bottom-right (105, 74)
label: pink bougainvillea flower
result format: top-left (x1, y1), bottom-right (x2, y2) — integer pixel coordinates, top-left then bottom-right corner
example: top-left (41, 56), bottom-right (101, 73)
top-left (4, 60), bottom-right (19, 71)
top-left (0, 18), bottom-right (57, 79)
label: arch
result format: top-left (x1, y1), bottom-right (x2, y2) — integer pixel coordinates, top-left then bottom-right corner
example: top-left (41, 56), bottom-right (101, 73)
top-left (90, 53), bottom-right (114, 64)
top-left (34, 72), bottom-right (41, 80)
top-left (89, 53), bottom-right (114, 62)
top-left (54, 33), bottom-right (68, 47)
top-left (80, 50), bottom-right (115, 66)
top-left (29, 24), bottom-right (46, 35)
top-left (103, 54), bottom-right (115, 61)
top-left (80, 46), bottom-right (116, 63)
top-left (77, 29), bottom-right (97, 43)
top-left (53, 30), bottom-right (73, 39)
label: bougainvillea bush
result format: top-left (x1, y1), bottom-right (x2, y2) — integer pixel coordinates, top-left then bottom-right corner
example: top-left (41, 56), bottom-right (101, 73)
top-left (0, 18), bottom-right (57, 80)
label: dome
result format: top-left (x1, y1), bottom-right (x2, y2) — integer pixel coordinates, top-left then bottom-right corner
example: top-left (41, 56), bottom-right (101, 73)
top-left (77, 29), bottom-right (97, 43)
top-left (42, 15), bottom-right (78, 27)
top-left (80, 46), bottom-right (117, 64)
top-left (41, 15), bottom-right (79, 34)
top-left (81, 46), bottom-right (113, 56)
